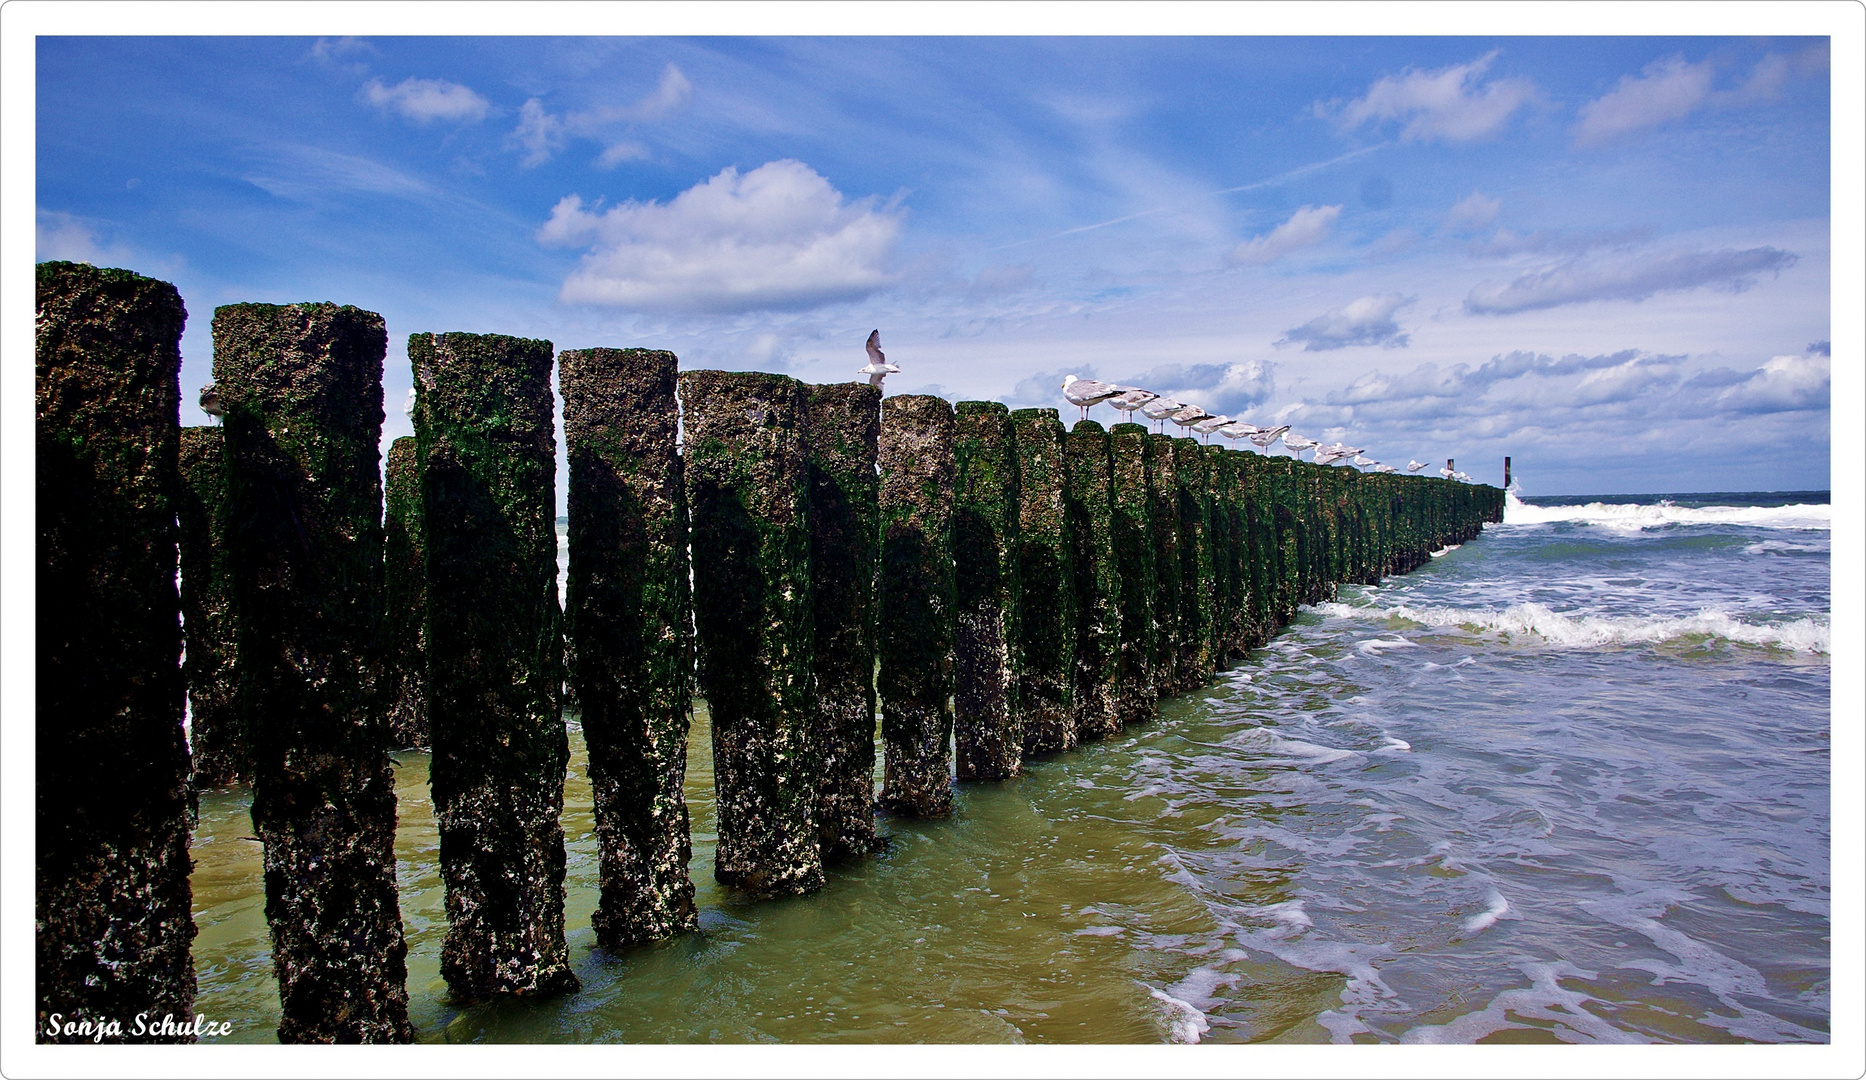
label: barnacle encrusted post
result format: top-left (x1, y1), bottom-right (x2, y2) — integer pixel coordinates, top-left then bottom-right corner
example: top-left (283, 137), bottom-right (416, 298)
top-left (877, 394), bottom-right (958, 816)
top-left (803, 382), bottom-right (882, 856)
top-left (1144, 432), bottom-right (1183, 694)
top-left (680, 370), bottom-right (824, 898)
top-left (953, 401), bottom-right (1021, 779)
top-left (382, 436), bottom-right (427, 749)
top-left (1107, 423), bottom-right (1158, 726)
top-left (562, 348), bottom-right (699, 947)
top-left (1171, 438), bottom-right (1215, 689)
top-left (35, 262), bottom-right (197, 1043)
top-left (178, 425), bottom-right (244, 786)
top-left (411, 330), bottom-right (579, 999)
top-left (1064, 420), bottom-right (1122, 741)
top-left (215, 301), bottom-right (412, 1041)
top-left (1009, 408), bottom-right (1076, 757)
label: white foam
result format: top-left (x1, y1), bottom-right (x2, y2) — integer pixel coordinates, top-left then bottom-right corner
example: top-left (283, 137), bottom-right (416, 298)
top-left (1074, 925), bottom-right (1124, 937)
top-left (1147, 986), bottom-right (1211, 1044)
top-left (1356, 636), bottom-right (1418, 656)
top-left (1461, 889), bottom-right (1513, 934)
top-left (1226, 727), bottom-right (1360, 765)
top-left (1428, 543), bottom-right (1461, 558)
top-left (1503, 490), bottom-right (1830, 533)
top-left (1372, 600), bottom-right (1829, 655)
top-left (1744, 539), bottom-right (1828, 555)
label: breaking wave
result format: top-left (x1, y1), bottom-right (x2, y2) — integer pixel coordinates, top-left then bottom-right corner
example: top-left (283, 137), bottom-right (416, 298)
top-left (1502, 491), bottom-right (1829, 532)
top-left (1318, 600), bottom-right (1829, 655)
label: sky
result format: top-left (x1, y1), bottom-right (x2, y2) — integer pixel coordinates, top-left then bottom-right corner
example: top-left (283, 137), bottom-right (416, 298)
top-left (30, 25), bottom-right (1843, 498)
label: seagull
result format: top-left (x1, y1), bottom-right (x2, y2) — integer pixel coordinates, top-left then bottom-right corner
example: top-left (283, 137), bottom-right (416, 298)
top-left (199, 384), bottom-right (225, 421)
top-left (1406, 460), bottom-right (1427, 473)
top-left (1108, 387), bottom-right (1158, 423)
top-left (857, 330), bottom-right (900, 389)
top-left (1217, 421), bottom-right (1262, 446)
top-left (1282, 433), bottom-right (1316, 458)
top-left (1374, 463), bottom-right (1399, 474)
top-left (1353, 454), bottom-right (1378, 467)
top-left (1191, 415), bottom-right (1231, 443)
top-left (1061, 374), bottom-right (1123, 420)
top-left (1247, 424), bottom-right (1290, 450)
top-left (402, 387), bottom-right (417, 418)
top-left (1139, 397), bottom-right (1183, 433)
top-left (1440, 465), bottom-right (1456, 479)
top-left (1168, 404), bottom-right (1215, 437)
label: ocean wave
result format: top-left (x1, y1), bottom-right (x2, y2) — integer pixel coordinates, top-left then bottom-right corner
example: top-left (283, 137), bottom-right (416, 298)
top-left (1502, 492), bottom-right (1829, 532)
top-left (1339, 600), bottom-right (1828, 655)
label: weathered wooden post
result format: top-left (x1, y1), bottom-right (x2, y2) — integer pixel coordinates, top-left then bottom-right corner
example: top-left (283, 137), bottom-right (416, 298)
top-left (36, 262), bottom-right (197, 1042)
top-left (1237, 452), bottom-right (1274, 647)
top-left (1107, 423), bottom-right (1158, 726)
top-left (178, 426), bottom-right (244, 786)
top-left (1172, 439), bottom-right (1215, 688)
top-left (680, 371), bottom-right (823, 897)
top-left (1065, 420), bottom-right (1122, 741)
top-left (1206, 444), bottom-right (1244, 666)
top-left (803, 382), bottom-right (882, 857)
top-left (382, 436), bottom-right (427, 749)
top-left (878, 395), bottom-right (958, 815)
top-left (1144, 432), bottom-right (1183, 693)
top-left (1010, 408), bottom-right (1076, 756)
top-left (953, 402), bottom-right (1022, 780)
top-left (561, 348), bottom-right (698, 947)
top-left (215, 302), bottom-right (412, 1041)
top-left (411, 331), bottom-right (579, 998)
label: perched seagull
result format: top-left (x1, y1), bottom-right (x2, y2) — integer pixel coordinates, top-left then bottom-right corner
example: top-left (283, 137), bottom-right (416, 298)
top-left (1139, 397), bottom-right (1183, 433)
top-left (1406, 460), bottom-right (1427, 473)
top-left (1374, 463), bottom-right (1400, 474)
top-left (1168, 404), bottom-right (1215, 437)
top-left (402, 387), bottom-right (417, 418)
top-left (1440, 465), bottom-right (1456, 479)
top-left (1353, 454), bottom-right (1378, 467)
top-left (1108, 387), bottom-right (1158, 422)
top-left (1247, 424), bottom-right (1290, 450)
top-left (1191, 415), bottom-right (1231, 443)
top-left (198, 384), bottom-right (225, 421)
top-left (1217, 421), bottom-right (1263, 446)
top-left (857, 330), bottom-right (900, 389)
top-left (1061, 374), bottom-right (1123, 420)
top-left (1282, 433), bottom-right (1316, 458)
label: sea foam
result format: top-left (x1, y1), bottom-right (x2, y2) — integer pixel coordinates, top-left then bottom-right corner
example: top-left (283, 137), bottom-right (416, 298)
top-left (1337, 599), bottom-right (1828, 655)
top-left (1502, 492), bottom-right (1829, 533)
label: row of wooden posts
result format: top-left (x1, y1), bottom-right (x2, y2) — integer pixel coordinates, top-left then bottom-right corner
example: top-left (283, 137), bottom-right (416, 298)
top-left (35, 262), bottom-right (1504, 1043)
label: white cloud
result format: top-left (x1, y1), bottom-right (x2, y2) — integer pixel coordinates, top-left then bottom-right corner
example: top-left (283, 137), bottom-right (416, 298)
top-left (513, 99), bottom-right (566, 167)
top-left (1442, 191), bottom-right (1500, 232)
top-left (508, 64), bottom-right (693, 166)
top-left (1464, 246), bottom-right (1798, 314)
top-left (1573, 57), bottom-right (1714, 145)
top-left (35, 210), bottom-right (137, 266)
top-left (1276, 294), bottom-right (1414, 351)
top-left (1714, 353), bottom-right (1829, 414)
top-left (1228, 205), bottom-right (1341, 265)
top-left (595, 141), bottom-right (651, 169)
top-left (538, 159), bottom-right (903, 313)
top-left (361, 77), bottom-right (490, 124)
top-left (1326, 52), bottom-right (1535, 143)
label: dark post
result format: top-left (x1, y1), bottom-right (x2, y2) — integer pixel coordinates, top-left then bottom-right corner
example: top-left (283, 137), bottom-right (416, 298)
top-left (878, 395), bottom-right (957, 816)
top-left (953, 402), bottom-right (1021, 780)
top-left (178, 426), bottom-right (244, 786)
top-left (1065, 420), bottom-right (1121, 741)
top-left (1009, 408), bottom-right (1076, 756)
top-left (802, 382), bottom-right (882, 856)
top-left (1504, 456), bottom-right (1511, 489)
top-left (1107, 423), bottom-right (1158, 726)
top-left (411, 331), bottom-right (579, 998)
top-left (214, 302), bottom-right (412, 1041)
top-left (382, 436), bottom-right (427, 749)
top-left (1172, 439), bottom-right (1215, 689)
top-left (679, 371), bottom-right (823, 898)
top-left (561, 348), bottom-right (699, 948)
top-left (36, 262), bottom-right (196, 1042)
top-left (1144, 432), bottom-right (1183, 693)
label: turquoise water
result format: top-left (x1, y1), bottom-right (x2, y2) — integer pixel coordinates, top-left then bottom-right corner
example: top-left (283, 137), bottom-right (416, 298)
top-left (189, 489), bottom-right (1831, 1043)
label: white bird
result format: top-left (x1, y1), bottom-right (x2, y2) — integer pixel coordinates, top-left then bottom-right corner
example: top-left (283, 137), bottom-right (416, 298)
top-left (1282, 433), bottom-right (1316, 457)
top-left (1374, 463), bottom-right (1399, 474)
top-left (1108, 387), bottom-right (1158, 422)
top-left (1061, 374), bottom-right (1122, 420)
top-left (1247, 424), bottom-right (1290, 449)
top-left (1353, 454), bottom-right (1377, 467)
top-left (402, 387), bottom-right (417, 418)
top-left (1168, 404), bottom-right (1215, 437)
top-left (1440, 465), bottom-right (1456, 479)
top-left (199, 383), bottom-right (225, 419)
top-left (1139, 397), bottom-right (1183, 432)
top-left (1191, 415), bottom-right (1231, 442)
top-left (857, 330), bottom-right (900, 389)
top-left (1406, 460), bottom-right (1427, 473)
top-left (1216, 421), bottom-right (1262, 446)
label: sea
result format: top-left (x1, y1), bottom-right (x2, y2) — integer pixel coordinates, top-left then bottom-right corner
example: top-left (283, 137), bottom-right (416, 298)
top-left (188, 487), bottom-right (1833, 1045)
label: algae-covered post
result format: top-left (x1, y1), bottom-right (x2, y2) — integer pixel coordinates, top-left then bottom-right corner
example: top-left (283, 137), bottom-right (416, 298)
top-left (562, 348), bottom-right (699, 948)
top-left (952, 401), bottom-right (1022, 781)
top-left (214, 301), bottom-right (412, 1041)
top-left (1206, 444), bottom-right (1244, 666)
top-left (177, 426), bottom-right (244, 786)
top-left (878, 394), bottom-right (958, 816)
top-left (411, 331), bottom-right (579, 998)
top-left (1144, 432), bottom-right (1183, 694)
top-left (1107, 423), bottom-right (1158, 726)
top-left (803, 382), bottom-right (882, 855)
top-left (1009, 408), bottom-right (1076, 756)
top-left (1064, 420), bottom-right (1121, 742)
top-left (680, 371), bottom-right (824, 898)
top-left (382, 436), bottom-right (427, 749)
top-left (1172, 439), bottom-right (1215, 689)
top-left (36, 262), bottom-right (196, 1042)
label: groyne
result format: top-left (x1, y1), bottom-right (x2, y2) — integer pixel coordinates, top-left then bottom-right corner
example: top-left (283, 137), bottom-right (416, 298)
top-left (34, 263), bottom-right (1504, 1041)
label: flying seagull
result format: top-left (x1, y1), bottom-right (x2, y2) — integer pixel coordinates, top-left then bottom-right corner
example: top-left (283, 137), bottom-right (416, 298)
top-left (858, 330), bottom-right (900, 389)
top-left (1061, 374), bottom-right (1123, 420)
top-left (199, 384), bottom-right (225, 420)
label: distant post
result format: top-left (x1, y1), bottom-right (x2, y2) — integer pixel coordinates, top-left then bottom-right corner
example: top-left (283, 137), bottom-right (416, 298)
top-left (877, 395), bottom-right (957, 816)
top-left (177, 426), bottom-right (244, 786)
top-left (412, 331), bottom-right (579, 998)
top-left (1504, 456), bottom-right (1511, 489)
top-left (382, 436), bottom-right (427, 749)
top-left (953, 401), bottom-right (1022, 780)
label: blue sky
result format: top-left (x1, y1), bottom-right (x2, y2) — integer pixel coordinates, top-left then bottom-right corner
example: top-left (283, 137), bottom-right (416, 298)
top-left (33, 29), bottom-right (1839, 497)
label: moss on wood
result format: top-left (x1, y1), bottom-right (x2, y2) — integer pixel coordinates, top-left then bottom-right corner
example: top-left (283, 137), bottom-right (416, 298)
top-left (953, 402), bottom-right (1021, 780)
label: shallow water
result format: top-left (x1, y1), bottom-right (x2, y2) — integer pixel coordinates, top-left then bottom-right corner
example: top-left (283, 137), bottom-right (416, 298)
top-left (189, 490), bottom-right (1830, 1044)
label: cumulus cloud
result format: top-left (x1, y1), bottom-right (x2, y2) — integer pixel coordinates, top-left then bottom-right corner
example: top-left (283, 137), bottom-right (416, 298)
top-left (36, 210), bottom-right (137, 266)
top-left (361, 77), bottom-right (490, 124)
top-left (510, 64), bottom-right (692, 167)
top-left (1322, 51), bottom-right (1535, 143)
top-left (1574, 52), bottom-right (1820, 145)
top-left (537, 159), bottom-right (902, 313)
top-left (1228, 205), bottom-right (1341, 265)
top-left (1442, 191), bottom-right (1500, 232)
top-left (1276, 294), bottom-right (1413, 351)
top-left (1714, 353), bottom-right (1830, 414)
top-left (1464, 246), bottom-right (1797, 314)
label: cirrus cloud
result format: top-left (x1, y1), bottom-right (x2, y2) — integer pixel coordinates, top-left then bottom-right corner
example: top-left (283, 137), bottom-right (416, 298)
top-left (1276, 294), bottom-right (1414, 351)
top-left (538, 159), bottom-right (903, 313)
top-left (1229, 204), bottom-right (1341, 265)
top-left (1464, 246), bottom-right (1798, 315)
top-left (1321, 51), bottom-right (1535, 143)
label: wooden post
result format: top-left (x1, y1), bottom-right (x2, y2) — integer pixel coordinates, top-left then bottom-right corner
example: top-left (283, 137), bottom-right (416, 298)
top-left (1107, 423), bottom-right (1158, 725)
top-left (382, 436), bottom-right (427, 749)
top-left (1065, 420), bottom-right (1121, 741)
top-left (1009, 408), bottom-right (1075, 756)
top-left (953, 402), bottom-right (1022, 780)
top-left (177, 426), bottom-right (244, 786)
